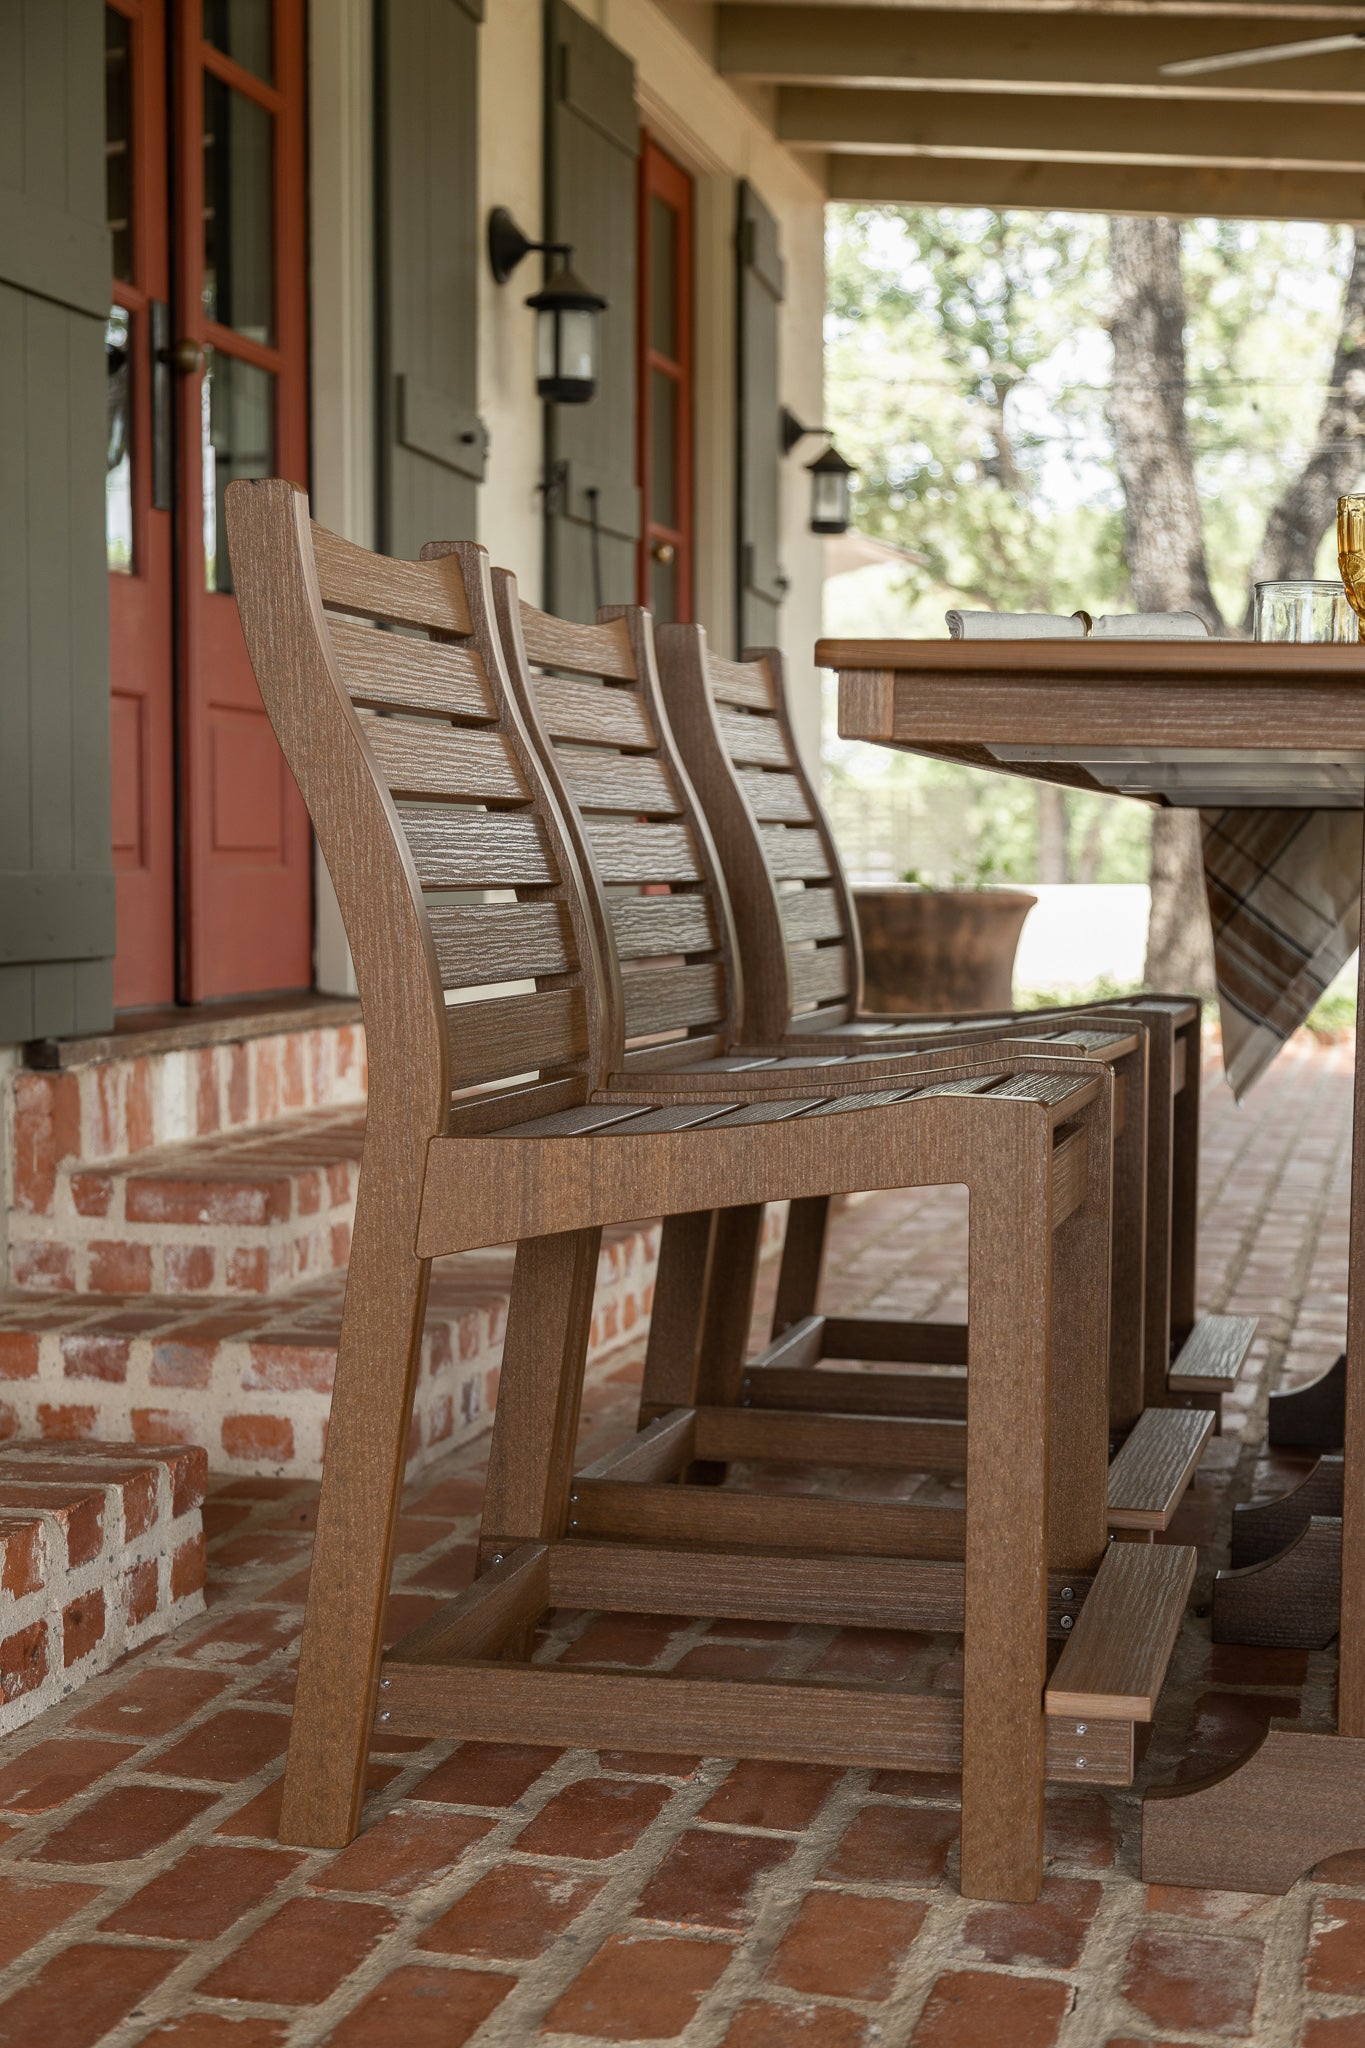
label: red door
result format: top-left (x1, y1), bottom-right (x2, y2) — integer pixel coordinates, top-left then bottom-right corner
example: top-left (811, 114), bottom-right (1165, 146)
top-left (637, 136), bottom-right (694, 622)
top-left (106, 0), bottom-right (176, 1007)
top-left (106, 0), bottom-right (312, 1008)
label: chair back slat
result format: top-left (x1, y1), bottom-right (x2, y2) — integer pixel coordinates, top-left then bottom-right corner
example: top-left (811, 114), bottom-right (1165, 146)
top-left (738, 769), bottom-right (813, 823)
top-left (399, 809), bottom-right (559, 890)
top-left (356, 716), bottom-right (530, 805)
top-left (312, 524), bottom-right (473, 634)
top-left (611, 895), bottom-right (717, 960)
top-left (623, 963), bottom-right (727, 1040)
top-left (656, 625), bottom-right (863, 1042)
top-left (426, 902), bottom-right (576, 988)
top-left (761, 824), bottom-right (833, 883)
top-left (533, 678), bottom-right (656, 750)
top-left (559, 752), bottom-right (681, 815)
top-left (715, 708), bottom-right (790, 769)
top-left (447, 986), bottom-right (588, 1090)
top-left (225, 485), bottom-right (608, 1140)
top-left (327, 615), bottom-right (495, 720)
top-left (489, 575), bottom-right (741, 1070)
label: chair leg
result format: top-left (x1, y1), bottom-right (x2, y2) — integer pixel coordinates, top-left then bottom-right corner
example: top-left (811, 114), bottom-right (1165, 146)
top-left (770, 1195), bottom-right (831, 1334)
top-left (1142, 1022), bottom-right (1178, 1413)
top-left (1170, 1013), bottom-right (1202, 1354)
top-left (279, 1199), bottom-right (431, 1849)
top-left (480, 1227), bottom-right (603, 1562)
top-left (960, 1140), bottom-right (1052, 1903)
top-left (694, 1205), bottom-right (767, 1407)
top-left (1108, 1044), bottom-right (1148, 1435)
top-left (638, 1211), bottom-right (715, 1424)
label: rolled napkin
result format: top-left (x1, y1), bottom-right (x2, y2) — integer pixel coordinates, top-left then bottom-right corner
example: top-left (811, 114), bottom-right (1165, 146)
top-left (1088, 612), bottom-right (1209, 639)
top-left (946, 610), bottom-right (1084, 639)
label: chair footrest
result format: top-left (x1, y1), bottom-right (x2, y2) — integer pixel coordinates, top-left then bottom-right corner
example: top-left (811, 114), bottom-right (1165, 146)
top-left (1168, 1313), bottom-right (1257, 1393)
top-left (1107, 1407), bottom-right (1213, 1530)
top-left (1046, 1540), bottom-right (1196, 1722)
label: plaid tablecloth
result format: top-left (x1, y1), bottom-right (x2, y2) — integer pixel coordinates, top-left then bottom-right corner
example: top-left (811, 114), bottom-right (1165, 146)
top-left (1202, 808), bottom-right (1362, 1098)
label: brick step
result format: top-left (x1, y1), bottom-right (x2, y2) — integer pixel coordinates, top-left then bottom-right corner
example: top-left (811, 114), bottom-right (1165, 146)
top-left (9, 1107), bottom-right (366, 1299)
top-left (0, 1441), bottom-right (206, 1738)
top-left (8, 1018), bottom-right (368, 1294)
top-left (0, 1224), bottom-right (664, 1482)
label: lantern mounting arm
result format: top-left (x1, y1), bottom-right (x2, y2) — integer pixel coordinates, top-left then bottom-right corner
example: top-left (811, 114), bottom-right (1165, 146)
top-left (488, 207), bottom-right (574, 286)
top-left (781, 406), bottom-right (834, 456)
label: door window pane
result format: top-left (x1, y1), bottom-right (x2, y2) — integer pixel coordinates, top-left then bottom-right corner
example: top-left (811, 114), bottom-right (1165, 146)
top-left (203, 353), bottom-right (273, 592)
top-left (202, 76), bottom-right (274, 341)
top-left (650, 368), bottom-right (678, 531)
top-left (203, 0), bottom-right (273, 81)
top-left (106, 9), bottom-right (133, 282)
top-left (649, 196), bottom-right (677, 359)
top-left (106, 307), bottom-right (134, 574)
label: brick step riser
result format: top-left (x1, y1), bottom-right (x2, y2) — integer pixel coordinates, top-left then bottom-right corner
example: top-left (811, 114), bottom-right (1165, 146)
top-left (8, 1126), bottom-right (362, 1299)
top-left (0, 1443), bottom-right (207, 1739)
top-left (7, 1024), bottom-right (368, 1297)
top-left (0, 1221), bottom-right (676, 1482)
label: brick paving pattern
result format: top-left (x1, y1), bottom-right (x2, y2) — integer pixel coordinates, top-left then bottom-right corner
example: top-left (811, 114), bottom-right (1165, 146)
top-left (0, 1030), bottom-right (1353, 2045)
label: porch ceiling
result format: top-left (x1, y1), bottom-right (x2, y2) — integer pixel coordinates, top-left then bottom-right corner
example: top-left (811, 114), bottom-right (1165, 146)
top-left (707, 0), bottom-right (1365, 220)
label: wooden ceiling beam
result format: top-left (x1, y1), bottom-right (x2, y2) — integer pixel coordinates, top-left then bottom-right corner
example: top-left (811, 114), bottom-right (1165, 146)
top-left (821, 148), bottom-right (1365, 219)
top-left (778, 84), bottom-right (1365, 165)
top-left (717, 0), bottom-right (1365, 15)
top-left (719, 6), bottom-right (1365, 96)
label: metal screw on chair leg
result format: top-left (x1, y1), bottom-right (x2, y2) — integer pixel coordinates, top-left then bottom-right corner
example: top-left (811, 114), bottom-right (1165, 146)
top-left (1060, 1587), bottom-right (1075, 1601)
top-left (1059, 1614), bottom-right (1074, 1630)
top-left (378, 1711), bottom-right (391, 1722)
top-left (380, 1678), bottom-right (391, 1689)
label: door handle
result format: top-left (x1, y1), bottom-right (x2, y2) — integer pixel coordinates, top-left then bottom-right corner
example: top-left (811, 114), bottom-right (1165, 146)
top-left (165, 338), bottom-right (207, 376)
top-left (150, 301), bottom-right (173, 512)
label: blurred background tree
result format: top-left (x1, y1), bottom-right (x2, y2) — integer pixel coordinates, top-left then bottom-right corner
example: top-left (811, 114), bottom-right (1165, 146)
top-left (823, 206), bottom-right (1364, 949)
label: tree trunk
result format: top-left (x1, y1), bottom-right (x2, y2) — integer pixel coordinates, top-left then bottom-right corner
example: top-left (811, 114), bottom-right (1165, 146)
top-left (1037, 785), bottom-right (1069, 884)
top-left (1246, 229), bottom-right (1365, 601)
top-left (1107, 216), bottom-right (1220, 996)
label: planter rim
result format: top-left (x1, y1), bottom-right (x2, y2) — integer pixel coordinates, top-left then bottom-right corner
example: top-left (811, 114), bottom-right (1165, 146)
top-left (853, 885), bottom-right (1038, 908)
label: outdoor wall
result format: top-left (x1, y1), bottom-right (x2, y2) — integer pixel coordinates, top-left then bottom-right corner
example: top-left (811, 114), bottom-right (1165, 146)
top-left (477, 0), bottom-right (829, 769)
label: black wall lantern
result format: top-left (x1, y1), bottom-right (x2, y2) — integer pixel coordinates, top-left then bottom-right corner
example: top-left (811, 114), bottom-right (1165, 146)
top-left (781, 405), bottom-right (857, 537)
top-left (488, 207), bottom-right (607, 405)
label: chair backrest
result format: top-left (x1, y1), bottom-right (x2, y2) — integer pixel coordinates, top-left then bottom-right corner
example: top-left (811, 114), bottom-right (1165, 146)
top-left (655, 626), bottom-right (863, 1045)
top-left (449, 564), bottom-right (742, 1075)
top-left (224, 481), bottom-right (609, 1151)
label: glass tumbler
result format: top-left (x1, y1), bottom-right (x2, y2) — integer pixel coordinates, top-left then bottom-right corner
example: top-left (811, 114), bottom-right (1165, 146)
top-left (1253, 579), bottom-right (1358, 643)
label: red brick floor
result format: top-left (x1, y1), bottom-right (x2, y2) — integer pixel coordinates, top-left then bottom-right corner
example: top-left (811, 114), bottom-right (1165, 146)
top-left (0, 1031), bottom-right (1355, 2046)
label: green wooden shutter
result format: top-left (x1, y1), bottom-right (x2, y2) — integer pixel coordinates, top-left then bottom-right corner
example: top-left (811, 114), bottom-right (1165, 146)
top-left (377, 0), bottom-right (486, 560)
top-left (736, 179), bottom-right (785, 653)
top-left (543, 0), bottom-right (639, 620)
top-left (0, 0), bottom-right (114, 1041)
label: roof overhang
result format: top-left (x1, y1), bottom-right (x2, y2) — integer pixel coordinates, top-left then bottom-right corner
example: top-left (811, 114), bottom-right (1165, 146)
top-left (706, 1), bottom-right (1365, 221)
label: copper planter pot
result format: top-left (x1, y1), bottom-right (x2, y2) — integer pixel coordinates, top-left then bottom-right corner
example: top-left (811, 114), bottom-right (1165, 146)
top-left (854, 886), bottom-right (1038, 1015)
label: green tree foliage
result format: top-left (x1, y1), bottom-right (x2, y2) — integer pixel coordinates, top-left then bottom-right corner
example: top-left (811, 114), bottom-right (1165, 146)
top-left (822, 206), bottom-right (1355, 889)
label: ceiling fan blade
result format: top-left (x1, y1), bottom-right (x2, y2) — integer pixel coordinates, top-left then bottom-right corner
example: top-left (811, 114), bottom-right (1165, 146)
top-left (1162, 32), bottom-right (1365, 75)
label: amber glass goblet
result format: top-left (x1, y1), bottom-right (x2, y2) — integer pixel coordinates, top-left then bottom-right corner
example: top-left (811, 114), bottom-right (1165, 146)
top-left (1337, 494), bottom-right (1365, 643)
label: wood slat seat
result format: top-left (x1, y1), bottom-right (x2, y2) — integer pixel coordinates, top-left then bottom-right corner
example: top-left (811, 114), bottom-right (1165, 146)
top-left (1167, 1313), bottom-right (1258, 1392)
top-left (1106, 1407), bottom-right (1214, 1532)
top-left (223, 481), bottom-right (1177, 1906)
top-left (1046, 1541), bottom-right (1198, 1722)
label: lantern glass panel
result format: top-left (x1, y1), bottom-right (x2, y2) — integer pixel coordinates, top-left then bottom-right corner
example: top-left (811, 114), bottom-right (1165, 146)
top-left (812, 467), bottom-right (849, 531)
top-left (560, 307), bottom-right (597, 383)
top-left (535, 306), bottom-right (558, 384)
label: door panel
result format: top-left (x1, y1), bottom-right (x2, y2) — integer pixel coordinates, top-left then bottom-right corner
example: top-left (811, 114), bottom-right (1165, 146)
top-left (107, 0), bottom-right (176, 1008)
top-left (176, 0), bottom-right (311, 999)
top-left (637, 136), bottom-right (693, 622)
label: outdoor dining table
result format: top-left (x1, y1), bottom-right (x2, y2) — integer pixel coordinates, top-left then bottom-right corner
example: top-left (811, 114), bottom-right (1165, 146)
top-left (821, 631), bottom-right (1365, 1892)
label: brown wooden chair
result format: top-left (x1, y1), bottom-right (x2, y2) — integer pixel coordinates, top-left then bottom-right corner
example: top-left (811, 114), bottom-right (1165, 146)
top-left (653, 626), bottom-right (1252, 1438)
top-left (227, 480), bottom-right (1190, 1904)
top-left (479, 574), bottom-right (1220, 1541)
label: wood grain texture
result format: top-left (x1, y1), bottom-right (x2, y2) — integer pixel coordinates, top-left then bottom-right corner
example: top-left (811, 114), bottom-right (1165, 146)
top-left (356, 714), bottom-right (529, 804)
top-left (328, 615), bottom-right (495, 720)
top-left (384, 1546), bottom-right (550, 1665)
top-left (312, 520), bottom-right (472, 633)
top-left (427, 902), bottom-right (575, 990)
top-left (570, 1477), bottom-right (970, 1559)
top-left (1106, 1407), bottom-right (1213, 1531)
top-left (1231, 1455), bottom-right (1343, 1569)
top-left (1168, 1314), bottom-right (1258, 1392)
top-left (1144, 1730), bottom-right (1365, 1895)
top-left (376, 1658), bottom-right (1134, 1782)
top-left (1211, 1516), bottom-right (1342, 1650)
top-left (1269, 1350), bottom-right (1347, 1449)
top-left (693, 1403), bottom-right (970, 1472)
top-left (1046, 1542), bottom-right (1197, 1720)
top-left (446, 987), bottom-right (588, 1089)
